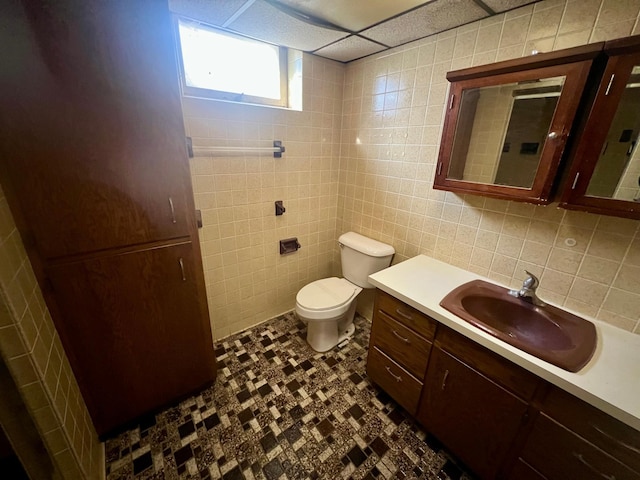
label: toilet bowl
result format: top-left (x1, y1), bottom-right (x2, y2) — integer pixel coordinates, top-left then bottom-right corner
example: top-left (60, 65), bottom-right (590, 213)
top-left (296, 277), bottom-right (362, 352)
top-left (295, 232), bottom-right (394, 352)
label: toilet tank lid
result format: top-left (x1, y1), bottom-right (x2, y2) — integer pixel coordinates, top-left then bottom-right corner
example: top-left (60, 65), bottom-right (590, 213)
top-left (338, 232), bottom-right (395, 257)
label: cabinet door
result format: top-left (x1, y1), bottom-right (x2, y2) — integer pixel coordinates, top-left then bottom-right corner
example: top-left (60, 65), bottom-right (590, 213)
top-left (0, 0), bottom-right (193, 258)
top-left (560, 36), bottom-right (640, 219)
top-left (45, 242), bottom-right (216, 436)
top-left (520, 413), bottom-right (640, 480)
top-left (417, 347), bottom-right (528, 479)
top-left (433, 44), bottom-right (601, 204)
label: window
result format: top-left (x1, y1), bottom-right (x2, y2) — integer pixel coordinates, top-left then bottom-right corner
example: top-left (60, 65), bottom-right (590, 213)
top-left (176, 18), bottom-right (288, 107)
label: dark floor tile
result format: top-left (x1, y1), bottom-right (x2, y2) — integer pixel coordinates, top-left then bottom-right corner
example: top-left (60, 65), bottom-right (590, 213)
top-left (289, 405), bottom-right (305, 420)
top-left (223, 466), bottom-right (245, 480)
top-left (258, 384), bottom-right (273, 397)
top-left (174, 444), bottom-right (193, 466)
top-left (260, 431), bottom-right (278, 453)
top-left (347, 445), bottom-right (367, 467)
top-left (236, 389), bottom-right (252, 403)
top-left (283, 425), bottom-right (302, 444)
top-left (178, 420), bottom-right (195, 439)
top-left (299, 360), bottom-right (313, 370)
top-left (286, 379), bottom-right (301, 392)
top-left (204, 413), bottom-right (220, 430)
top-left (316, 418), bottom-right (334, 437)
top-left (370, 436), bottom-right (389, 458)
top-left (348, 404), bottom-right (365, 420)
top-left (132, 452), bottom-right (152, 474)
top-left (237, 407), bottom-right (253, 424)
top-left (263, 458), bottom-right (284, 480)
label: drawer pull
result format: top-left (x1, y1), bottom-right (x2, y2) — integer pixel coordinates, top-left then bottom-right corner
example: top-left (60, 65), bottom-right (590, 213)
top-left (441, 369), bottom-right (449, 390)
top-left (590, 423), bottom-right (640, 455)
top-left (395, 308), bottom-right (413, 321)
top-left (168, 196), bottom-right (177, 224)
top-left (385, 366), bottom-right (403, 382)
top-left (392, 330), bottom-right (410, 344)
top-left (572, 452), bottom-right (616, 480)
top-left (178, 257), bottom-right (186, 281)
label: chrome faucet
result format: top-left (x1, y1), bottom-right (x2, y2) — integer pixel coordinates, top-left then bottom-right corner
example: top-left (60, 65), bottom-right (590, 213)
top-left (509, 270), bottom-right (545, 307)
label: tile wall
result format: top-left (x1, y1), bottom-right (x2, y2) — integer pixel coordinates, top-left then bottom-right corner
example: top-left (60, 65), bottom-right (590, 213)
top-left (0, 183), bottom-right (103, 479)
top-left (338, 0), bottom-right (640, 332)
top-left (184, 54), bottom-right (345, 339)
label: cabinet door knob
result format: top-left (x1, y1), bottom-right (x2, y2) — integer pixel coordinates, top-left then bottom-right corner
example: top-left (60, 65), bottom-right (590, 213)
top-left (441, 370), bottom-right (449, 390)
top-left (547, 131), bottom-right (559, 139)
top-left (178, 257), bottom-right (186, 281)
top-left (604, 74), bottom-right (615, 96)
top-left (168, 196), bottom-right (177, 224)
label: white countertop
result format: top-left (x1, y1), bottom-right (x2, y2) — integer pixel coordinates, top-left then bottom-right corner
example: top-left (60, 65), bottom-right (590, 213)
top-left (368, 254), bottom-right (640, 432)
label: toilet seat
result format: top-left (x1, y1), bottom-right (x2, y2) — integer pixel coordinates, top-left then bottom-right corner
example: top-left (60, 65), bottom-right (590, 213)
top-left (296, 277), bottom-right (362, 320)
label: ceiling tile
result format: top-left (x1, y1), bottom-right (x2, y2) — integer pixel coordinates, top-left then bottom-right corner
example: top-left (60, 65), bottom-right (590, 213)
top-left (275, 0), bottom-right (432, 32)
top-left (482, 0), bottom-right (538, 13)
top-left (360, 0), bottom-right (489, 47)
top-left (226, 0), bottom-right (349, 51)
top-left (314, 36), bottom-right (388, 63)
top-left (169, 0), bottom-right (250, 27)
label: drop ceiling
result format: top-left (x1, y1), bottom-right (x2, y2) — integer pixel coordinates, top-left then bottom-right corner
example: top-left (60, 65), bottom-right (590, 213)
top-left (170, 0), bottom-right (541, 63)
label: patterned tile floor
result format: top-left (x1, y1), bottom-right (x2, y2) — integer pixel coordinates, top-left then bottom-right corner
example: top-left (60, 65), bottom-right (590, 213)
top-left (104, 313), bottom-right (474, 480)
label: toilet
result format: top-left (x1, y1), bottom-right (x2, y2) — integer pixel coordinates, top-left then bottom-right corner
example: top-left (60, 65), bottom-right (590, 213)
top-left (295, 232), bottom-right (395, 352)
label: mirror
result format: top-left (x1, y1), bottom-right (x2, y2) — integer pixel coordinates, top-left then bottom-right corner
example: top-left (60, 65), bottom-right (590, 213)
top-left (585, 65), bottom-right (640, 202)
top-left (448, 76), bottom-right (566, 188)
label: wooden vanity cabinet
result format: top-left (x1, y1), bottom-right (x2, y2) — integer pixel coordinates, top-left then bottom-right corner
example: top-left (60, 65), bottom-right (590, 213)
top-left (0, 0), bottom-right (216, 436)
top-left (417, 326), bottom-right (539, 480)
top-left (367, 290), bottom-right (640, 480)
top-left (514, 385), bottom-right (640, 480)
top-left (559, 35), bottom-right (640, 219)
top-left (367, 291), bottom-right (436, 415)
top-left (433, 44), bottom-right (602, 204)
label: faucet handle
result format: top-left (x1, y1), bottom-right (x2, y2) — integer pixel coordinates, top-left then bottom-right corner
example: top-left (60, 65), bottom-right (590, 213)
top-left (523, 270), bottom-right (540, 289)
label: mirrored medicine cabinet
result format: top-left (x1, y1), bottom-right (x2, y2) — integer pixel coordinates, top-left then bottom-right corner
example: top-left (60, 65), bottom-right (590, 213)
top-left (434, 35), bottom-right (640, 220)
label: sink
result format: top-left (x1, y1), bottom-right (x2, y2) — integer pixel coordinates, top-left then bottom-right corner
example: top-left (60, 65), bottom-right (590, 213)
top-left (440, 280), bottom-right (597, 372)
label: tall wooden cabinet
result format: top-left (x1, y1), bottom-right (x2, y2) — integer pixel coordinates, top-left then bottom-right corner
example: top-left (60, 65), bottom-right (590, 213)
top-left (0, 0), bottom-right (216, 436)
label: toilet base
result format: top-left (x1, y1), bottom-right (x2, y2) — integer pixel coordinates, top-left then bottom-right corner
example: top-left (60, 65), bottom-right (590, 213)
top-left (337, 323), bottom-right (356, 346)
top-left (303, 301), bottom-right (357, 352)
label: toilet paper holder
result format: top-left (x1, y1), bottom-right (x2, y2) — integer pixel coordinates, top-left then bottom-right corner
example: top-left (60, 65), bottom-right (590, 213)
top-left (280, 238), bottom-right (301, 255)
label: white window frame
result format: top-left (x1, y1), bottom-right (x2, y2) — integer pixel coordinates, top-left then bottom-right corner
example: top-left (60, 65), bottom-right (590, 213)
top-left (175, 17), bottom-right (288, 108)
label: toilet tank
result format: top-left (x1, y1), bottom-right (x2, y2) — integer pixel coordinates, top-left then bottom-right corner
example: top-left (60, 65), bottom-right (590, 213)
top-left (338, 232), bottom-right (395, 288)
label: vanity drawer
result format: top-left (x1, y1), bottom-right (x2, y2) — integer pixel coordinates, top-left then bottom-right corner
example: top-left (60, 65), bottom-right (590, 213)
top-left (376, 290), bottom-right (436, 340)
top-left (371, 310), bottom-right (431, 379)
top-left (521, 413), bottom-right (640, 480)
top-left (436, 326), bottom-right (540, 401)
top-left (366, 346), bottom-right (423, 415)
top-left (542, 387), bottom-right (640, 472)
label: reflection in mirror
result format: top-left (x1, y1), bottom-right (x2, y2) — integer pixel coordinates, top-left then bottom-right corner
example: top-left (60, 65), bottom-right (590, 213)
top-left (448, 76), bottom-right (565, 188)
top-left (586, 65), bottom-right (640, 201)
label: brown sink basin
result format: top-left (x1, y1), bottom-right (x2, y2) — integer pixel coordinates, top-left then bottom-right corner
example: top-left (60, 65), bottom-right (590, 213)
top-left (440, 280), bottom-right (597, 372)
